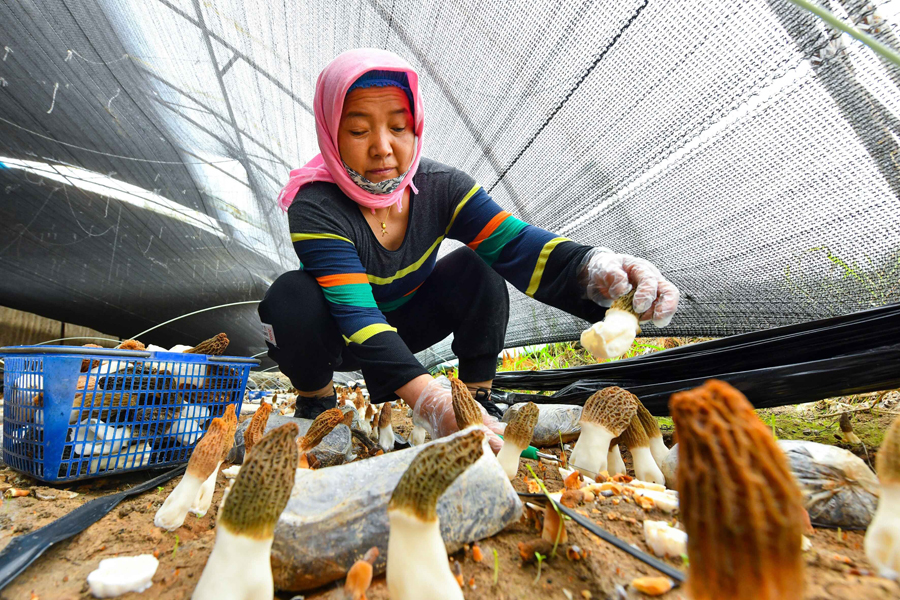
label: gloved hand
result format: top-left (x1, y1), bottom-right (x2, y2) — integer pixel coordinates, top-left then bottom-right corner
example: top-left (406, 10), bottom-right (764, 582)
top-left (411, 376), bottom-right (506, 454)
top-left (579, 249), bottom-right (680, 327)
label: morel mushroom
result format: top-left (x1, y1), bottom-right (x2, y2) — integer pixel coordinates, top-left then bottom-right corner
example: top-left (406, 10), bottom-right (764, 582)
top-left (607, 436), bottom-right (627, 476)
top-left (496, 402), bottom-right (539, 479)
top-left (297, 407), bottom-right (344, 468)
top-left (636, 403), bottom-right (668, 467)
top-left (671, 379), bottom-right (805, 600)
top-left (155, 416), bottom-right (230, 531)
top-left (449, 377), bottom-right (493, 457)
top-left (191, 404), bottom-right (237, 517)
top-left (387, 429), bottom-right (485, 600)
top-left (580, 288), bottom-right (641, 360)
top-left (360, 404), bottom-right (375, 437)
top-left (193, 423), bottom-right (298, 600)
top-left (619, 415), bottom-right (665, 485)
top-left (244, 400), bottom-right (273, 455)
top-left (378, 402), bottom-right (395, 451)
top-left (865, 413), bottom-right (900, 578)
top-left (569, 387), bottom-right (638, 478)
top-left (840, 412), bottom-right (862, 445)
top-left (184, 333), bottom-right (229, 356)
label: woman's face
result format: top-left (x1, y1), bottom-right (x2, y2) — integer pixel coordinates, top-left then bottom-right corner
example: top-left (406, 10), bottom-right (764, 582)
top-left (338, 86), bottom-right (415, 183)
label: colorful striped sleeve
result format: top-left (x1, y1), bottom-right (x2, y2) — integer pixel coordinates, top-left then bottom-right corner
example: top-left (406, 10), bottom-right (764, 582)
top-left (447, 183), bottom-right (608, 323)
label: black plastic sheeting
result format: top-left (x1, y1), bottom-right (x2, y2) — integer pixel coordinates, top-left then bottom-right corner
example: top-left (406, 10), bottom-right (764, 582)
top-left (494, 304), bottom-right (900, 415)
top-left (0, 465), bottom-right (185, 592)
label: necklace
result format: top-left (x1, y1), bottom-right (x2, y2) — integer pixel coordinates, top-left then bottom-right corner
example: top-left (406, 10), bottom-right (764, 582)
top-left (379, 204), bottom-right (392, 236)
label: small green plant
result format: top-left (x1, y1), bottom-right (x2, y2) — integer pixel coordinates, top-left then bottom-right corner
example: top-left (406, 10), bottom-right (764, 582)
top-left (526, 465), bottom-right (566, 559)
top-left (492, 548), bottom-right (500, 585)
top-left (157, 486), bottom-right (164, 493)
top-left (680, 553), bottom-right (689, 567)
top-left (533, 551), bottom-right (546, 584)
top-left (172, 534), bottom-right (180, 557)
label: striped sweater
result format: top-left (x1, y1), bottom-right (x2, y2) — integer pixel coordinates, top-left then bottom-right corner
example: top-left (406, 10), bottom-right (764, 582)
top-left (287, 158), bottom-right (605, 384)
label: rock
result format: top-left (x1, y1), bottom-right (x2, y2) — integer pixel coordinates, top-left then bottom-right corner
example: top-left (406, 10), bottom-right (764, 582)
top-left (226, 414), bottom-right (351, 467)
top-left (662, 440), bottom-right (879, 529)
top-left (270, 429), bottom-right (522, 592)
top-left (502, 403), bottom-right (582, 447)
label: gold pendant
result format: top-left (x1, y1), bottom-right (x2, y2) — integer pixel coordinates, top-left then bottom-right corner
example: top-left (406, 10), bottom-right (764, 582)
top-left (381, 222), bottom-right (388, 236)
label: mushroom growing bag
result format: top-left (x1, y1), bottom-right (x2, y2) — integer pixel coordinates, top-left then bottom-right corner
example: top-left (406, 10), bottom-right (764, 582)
top-left (270, 429), bottom-right (522, 592)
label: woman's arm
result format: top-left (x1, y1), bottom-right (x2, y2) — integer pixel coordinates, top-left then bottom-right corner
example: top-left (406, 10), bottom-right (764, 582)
top-left (445, 183), bottom-right (607, 322)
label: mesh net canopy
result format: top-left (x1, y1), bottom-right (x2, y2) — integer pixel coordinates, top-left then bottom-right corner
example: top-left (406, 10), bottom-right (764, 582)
top-left (1, 0), bottom-right (899, 370)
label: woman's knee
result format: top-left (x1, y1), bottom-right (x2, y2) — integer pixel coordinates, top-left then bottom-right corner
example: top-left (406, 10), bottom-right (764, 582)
top-left (259, 270), bottom-right (331, 334)
top-left (258, 270), bottom-right (345, 360)
top-left (441, 247), bottom-right (509, 306)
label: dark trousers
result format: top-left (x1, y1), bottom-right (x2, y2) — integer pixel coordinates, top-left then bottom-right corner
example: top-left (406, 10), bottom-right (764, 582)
top-left (258, 247), bottom-right (510, 403)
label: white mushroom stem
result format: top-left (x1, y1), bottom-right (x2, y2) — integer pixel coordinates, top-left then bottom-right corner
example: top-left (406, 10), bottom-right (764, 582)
top-left (569, 421), bottom-right (615, 478)
top-left (358, 419), bottom-right (372, 437)
top-left (379, 424), bottom-right (395, 451)
top-left (608, 445), bottom-right (627, 476)
top-left (648, 436), bottom-right (669, 468)
top-left (87, 554), bottom-right (158, 598)
top-left (387, 510), bottom-right (463, 600)
top-left (864, 483), bottom-right (900, 578)
top-left (632, 446), bottom-right (666, 486)
top-left (154, 473), bottom-right (203, 531)
top-left (410, 425), bottom-right (426, 446)
top-left (580, 308), bottom-right (639, 360)
top-left (497, 440), bottom-right (525, 479)
top-left (192, 523), bottom-right (274, 599)
top-left (644, 520), bottom-right (687, 558)
top-left (190, 461), bottom-right (222, 517)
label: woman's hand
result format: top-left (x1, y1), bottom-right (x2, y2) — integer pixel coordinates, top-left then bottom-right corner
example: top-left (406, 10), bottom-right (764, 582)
top-left (410, 376), bottom-right (505, 454)
top-left (579, 250), bottom-right (680, 327)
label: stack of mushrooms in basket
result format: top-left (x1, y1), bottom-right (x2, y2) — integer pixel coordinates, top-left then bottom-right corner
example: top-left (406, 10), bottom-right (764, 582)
top-left (98, 356), bottom-right (900, 599)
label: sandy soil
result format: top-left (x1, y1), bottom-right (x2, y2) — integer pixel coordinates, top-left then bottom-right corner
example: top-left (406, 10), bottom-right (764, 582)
top-left (1, 405), bottom-right (898, 600)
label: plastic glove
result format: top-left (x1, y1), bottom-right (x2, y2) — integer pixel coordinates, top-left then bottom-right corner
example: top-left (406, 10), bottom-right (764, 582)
top-left (411, 376), bottom-right (506, 454)
top-left (579, 249), bottom-right (680, 327)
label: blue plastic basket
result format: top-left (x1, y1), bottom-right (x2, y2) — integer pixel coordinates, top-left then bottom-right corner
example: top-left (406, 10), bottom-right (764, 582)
top-left (0, 345), bottom-right (259, 483)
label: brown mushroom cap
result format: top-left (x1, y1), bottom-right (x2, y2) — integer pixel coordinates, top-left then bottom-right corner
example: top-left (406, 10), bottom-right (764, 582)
top-left (378, 402), bottom-right (392, 428)
top-left (618, 415), bottom-right (649, 449)
top-left (186, 417), bottom-right (229, 479)
top-left (877, 414), bottom-right (900, 483)
top-left (220, 422), bottom-right (299, 539)
top-left (219, 404), bottom-right (238, 461)
top-left (635, 403), bottom-right (662, 438)
top-left (670, 379), bottom-right (805, 600)
top-left (116, 339), bottom-right (145, 351)
top-left (504, 402), bottom-right (539, 449)
top-left (450, 377), bottom-right (483, 430)
top-left (581, 387), bottom-right (639, 436)
top-left (298, 407), bottom-right (344, 452)
top-left (184, 332), bottom-right (230, 355)
top-left (389, 429), bottom-right (485, 521)
top-left (610, 287), bottom-right (640, 318)
top-left (839, 412), bottom-right (854, 434)
top-left (244, 401), bottom-right (272, 455)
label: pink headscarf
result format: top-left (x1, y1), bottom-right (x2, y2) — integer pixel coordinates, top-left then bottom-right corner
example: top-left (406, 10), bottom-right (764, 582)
top-left (277, 48), bottom-right (424, 212)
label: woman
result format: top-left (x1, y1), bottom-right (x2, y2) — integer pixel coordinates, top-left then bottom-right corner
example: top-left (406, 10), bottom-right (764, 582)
top-left (260, 48), bottom-right (679, 451)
